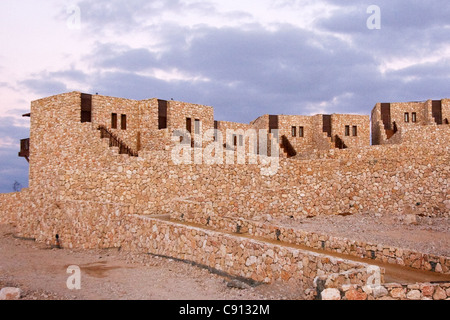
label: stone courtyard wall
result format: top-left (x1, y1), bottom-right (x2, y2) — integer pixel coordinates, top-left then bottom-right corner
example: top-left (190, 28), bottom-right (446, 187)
top-left (169, 209), bottom-right (450, 274)
top-left (52, 121), bottom-right (450, 221)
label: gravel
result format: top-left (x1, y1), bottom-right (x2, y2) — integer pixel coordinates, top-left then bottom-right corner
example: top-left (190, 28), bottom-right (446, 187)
top-left (274, 212), bottom-right (450, 256)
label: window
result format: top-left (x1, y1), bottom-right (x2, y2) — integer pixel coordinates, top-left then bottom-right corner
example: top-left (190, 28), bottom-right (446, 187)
top-left (186, 118), bottom-right (192, 133)
top-left (345, 125), bottom-right (350, 136)
top-left (81, 93), bottom-right (92, 123)
top-left (291, 126), bottom-right (296, 137)
top-left (352, 126), bottom-right (358, 137)
top-left (299, 126), bottom-right (304, 138)
top-left (214, 121), bottom-right (218, 142)
top-left (194, 119), bottom-right (200, 135)
top-left (111, 113), bottom-right (117, 129)
top-left (412, 112), bottom-right (417, 123)
top-left (404, 113), bottom-right (409, 123)
top-left (121, 114), bottom-right (127, 130)
top-left (158, 100), bottom-right (168, 130)
top-left (239, 135), bottom-right (244, 147)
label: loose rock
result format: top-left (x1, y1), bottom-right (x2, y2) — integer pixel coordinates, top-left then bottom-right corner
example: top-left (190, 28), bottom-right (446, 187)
top-left (0, 287), bottom-right (22, 300)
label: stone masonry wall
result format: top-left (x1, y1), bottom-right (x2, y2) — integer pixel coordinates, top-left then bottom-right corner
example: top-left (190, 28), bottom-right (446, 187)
top-left (169, 209), bottom-right (450, 274)
top-left (319, 282), bottom-right (450, 300)
top-left (56, 121), bottom-right (450, 221)
top-left (330, 114), bottom-right (370, 149)
top-left (371, 99), bottom-right (450, 145)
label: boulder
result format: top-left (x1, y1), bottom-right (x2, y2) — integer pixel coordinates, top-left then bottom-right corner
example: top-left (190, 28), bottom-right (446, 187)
top-left (0, 287), bottom-right (22, 300)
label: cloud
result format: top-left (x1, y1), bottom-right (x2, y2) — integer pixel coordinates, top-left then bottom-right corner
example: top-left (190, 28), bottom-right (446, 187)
top-left (0, 115), bottom-right (30, 193)
top-left (88, 43), bottom-right (159, 72)
top-left (20, 78), bottom-right (68, 96)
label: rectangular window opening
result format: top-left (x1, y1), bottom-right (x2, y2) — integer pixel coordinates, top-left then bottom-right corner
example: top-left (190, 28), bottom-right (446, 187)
top-left (186, 118), bottom-right (192, 133)
top-left (345, 125), bottom-right (350, 136)
top-left (412, 112), bottom-right (417, 123)
top-left (352, 126), bottom-right (357, 137)
top-left (291, 126), bottom-right (296, 137)
top-left (299, 126), bottom-right (304, 138)
top-left (404, 113), bottom-right (410, 123)
top-left (214, 121), bottom-right (218, 142)
top-left (111, 113), bottom-right (117, 129)
top-left (121, 114), bottom-right (127, 130)
top-left (80, 93), bottom-right (92, 123)
top-left (158, 100), bottom-right (168, 130)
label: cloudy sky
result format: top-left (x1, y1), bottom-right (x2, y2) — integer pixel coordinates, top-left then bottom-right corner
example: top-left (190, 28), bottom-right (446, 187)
top-left (0, 0), bottom-right (449, 193)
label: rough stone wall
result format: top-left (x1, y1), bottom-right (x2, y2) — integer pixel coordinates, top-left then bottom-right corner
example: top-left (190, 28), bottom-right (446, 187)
top-left (23, 92), bottom-right (450, 228)
top-left (250, 115), bottom-right (269, 130)
top-left (91, 95), bottom-right (143, 151)
top-left (215, 121), bottom-right (254, 151)
top-left (309, 115), bottom-right (332, 152)
top-left (371, 99), bottom-right (450, 145)
top-left (330, 114), bottom-right (370, 149)
top-left (371, 103), bottom-right (384, 146)
top-left (277, 115), bottom-right (315, 154)
top-left (319, 282), bottom-right (450, 300)
top-left (167, 100), bottom-right (214, 134)
top-left (390, 101), bottom-right (430, 126)
top-left (170, 210), bottom-right (450, 274)
top-left (28, 92), bottom-right (82, 192)
top-left (57, 124), bottom-right (449, 220)
top-left (385, 123), bottom-right (450, 146)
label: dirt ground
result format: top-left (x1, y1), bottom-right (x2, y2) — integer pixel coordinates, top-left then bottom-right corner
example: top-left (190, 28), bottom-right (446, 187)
top-left (0, 224), bottom-right (304, 300)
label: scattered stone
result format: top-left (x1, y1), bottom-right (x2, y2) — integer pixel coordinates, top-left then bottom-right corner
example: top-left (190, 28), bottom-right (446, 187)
top-left (0, 287), bottom-right (22, 300)
top-left (321, 288), bottom-right (341, 300)
top-left (226, 280), bottom-right (250, 290)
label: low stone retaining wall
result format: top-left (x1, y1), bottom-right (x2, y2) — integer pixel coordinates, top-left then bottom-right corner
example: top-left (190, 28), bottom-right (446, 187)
top-left (170, 206), bottom-right (450, 274)
top-left (0, 197), bottom-right (373, 290)
top-left (319, 282), bottom-right (450, 300)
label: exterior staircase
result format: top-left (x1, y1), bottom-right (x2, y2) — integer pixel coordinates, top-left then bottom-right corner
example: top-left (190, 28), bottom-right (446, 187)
top-left (98, 125), bottom-right (138, 157)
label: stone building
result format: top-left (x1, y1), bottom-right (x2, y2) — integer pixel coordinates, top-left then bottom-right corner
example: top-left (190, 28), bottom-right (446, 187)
top-left (18, 92), bottom-right (371, 162)
top-left (2, 91), bottom-right (449, 297)
top-left (371, 99), bottom-right (450, 145)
